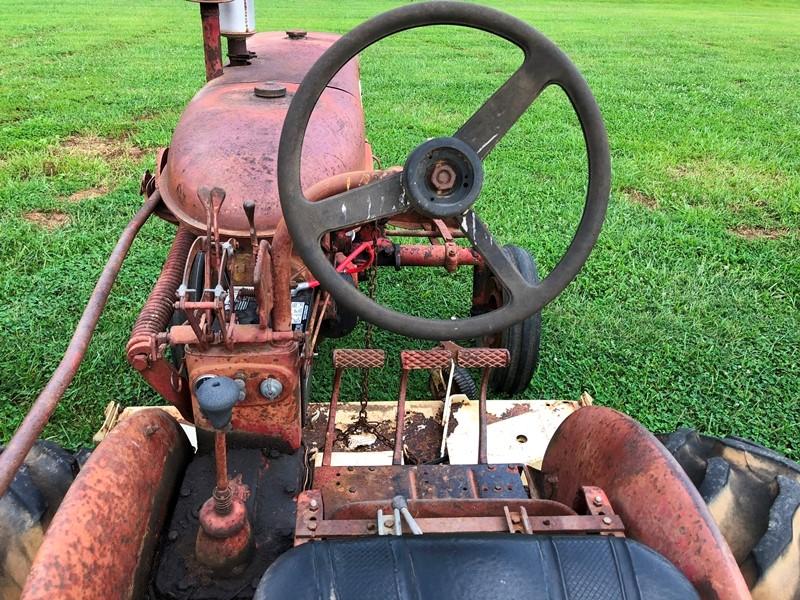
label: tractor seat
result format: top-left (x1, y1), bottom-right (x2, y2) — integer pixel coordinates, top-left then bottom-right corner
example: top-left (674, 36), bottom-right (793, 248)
top-left (254, 534), bottom-right (699, 600)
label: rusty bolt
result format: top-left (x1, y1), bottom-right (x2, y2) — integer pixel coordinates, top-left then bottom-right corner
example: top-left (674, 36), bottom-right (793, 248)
top-left (430, 162), bottom-right (457, 194)
top-left (385, 519), bottom-right (395, 528)
top-left (593, 495), bottom-right (603, 506)
top-left (602, 516), bottom-right (613, 525)
top-left (367, 523), bottom-right (377, 532)
top-left (511, 514), bottom-right (521, 524)
top-left (309, 498), bottom-right (319, 511)
top-left (348, 486), bottom-right (356, 493)
top-left (307, 520), bottom-right (317, 531)
top-left (287, 30), bottom-right (307, 39)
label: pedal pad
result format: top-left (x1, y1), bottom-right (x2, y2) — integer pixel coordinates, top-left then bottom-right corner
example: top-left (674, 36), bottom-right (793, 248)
top-left (332, 348), bottom-right (386, 369)
top-left (457, 347), bottom-right (510, 369)
top-left (400, 349), bottom-right (452, 370)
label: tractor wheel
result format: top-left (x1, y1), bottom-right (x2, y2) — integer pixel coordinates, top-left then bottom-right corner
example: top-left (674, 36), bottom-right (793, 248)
top-left (0, 441), bottom-right (80, 598)
top-left (428, 365), bottom-right (478, 401)
top-left (486, 245), bottom-right (541, 395)
top-left (660, 428), bottom-right (800, 600)
top-left (448, 365), bottom-right (478, 400)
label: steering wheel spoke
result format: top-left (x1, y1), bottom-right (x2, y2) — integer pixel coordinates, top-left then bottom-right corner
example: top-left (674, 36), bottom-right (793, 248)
top-left (460, 210), bottom-right (532, 299)
top-left (306, 171), bottom-right (408, 237)
top-left (455, 60), bottom-right (554, 159)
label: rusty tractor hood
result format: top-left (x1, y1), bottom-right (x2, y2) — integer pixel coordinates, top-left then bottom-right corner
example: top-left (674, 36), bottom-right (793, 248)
top-left (159, 31), bottom-right (369, 239)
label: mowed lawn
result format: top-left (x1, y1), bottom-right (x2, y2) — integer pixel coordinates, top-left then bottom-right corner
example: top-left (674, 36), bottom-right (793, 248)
top-left (0, 1), bottom-right (797, 456)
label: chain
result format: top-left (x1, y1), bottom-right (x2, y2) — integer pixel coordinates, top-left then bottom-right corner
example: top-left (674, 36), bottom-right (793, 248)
top-left (359, 264), bottom-right (378, 412)
top-left (336, 264), bottom-right (395, 451)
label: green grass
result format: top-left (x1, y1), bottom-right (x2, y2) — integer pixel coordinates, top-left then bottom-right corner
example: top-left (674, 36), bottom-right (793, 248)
top-left (0, 1), bottom-right (797, 457)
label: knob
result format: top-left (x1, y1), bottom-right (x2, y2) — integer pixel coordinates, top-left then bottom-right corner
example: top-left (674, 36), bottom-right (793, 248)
top-left (259, 377), bottom-right (283, 400)
top-left (195, 376), bottom-right (244, 430)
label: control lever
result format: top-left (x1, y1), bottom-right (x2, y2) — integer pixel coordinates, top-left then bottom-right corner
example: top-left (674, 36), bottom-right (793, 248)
top-left (242, 199), bottom-right (259, 258)
top-left (392, 495), bottom-right (423, 535)
top-left (194, 375), bottom-right (252, 571)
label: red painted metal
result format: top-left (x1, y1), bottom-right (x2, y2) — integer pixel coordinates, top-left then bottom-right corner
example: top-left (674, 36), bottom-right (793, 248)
top-left (333, 498), bottom-right (577, 520)
top-left (127, 225), bottom-right (195, 419)
top-left (195, 473), bottom-right (253, 571)
top-left (541, 406), bottom-right (751, 600)
top-left (184, 342), bottom-right (303, 446)
top-left (270, 220), bottom-right (294, 332)
top-left (0, 191), bottom-right (162, 498)
top-left (294, 490), bottom-right (623, 545)
top-left (21, 409), bottom-right (191, 600)
top-left (375, 241), bottom-right (483, 268)
top-left (160, 32), bottom-right (370, 239)
top-left (199, 2), bottom-right (224, 81)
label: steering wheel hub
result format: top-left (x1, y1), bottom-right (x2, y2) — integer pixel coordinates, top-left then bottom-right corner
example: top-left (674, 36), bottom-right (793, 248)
top-left (402, 137), bottom-right (484, 219)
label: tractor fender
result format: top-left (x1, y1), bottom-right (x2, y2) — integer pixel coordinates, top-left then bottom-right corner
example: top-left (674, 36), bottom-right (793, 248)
top-left (541, 406), bottom-right (751, 600)
top-left (21, 409), bottom-right (191, 600)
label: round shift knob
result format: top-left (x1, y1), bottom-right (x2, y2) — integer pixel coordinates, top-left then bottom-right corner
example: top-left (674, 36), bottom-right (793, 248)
top-left (195, 376), bottom-right (244, 430)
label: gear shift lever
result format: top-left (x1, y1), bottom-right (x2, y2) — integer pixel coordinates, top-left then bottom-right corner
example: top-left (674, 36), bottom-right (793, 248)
top-left (194, 376), bottom-right (252, 571)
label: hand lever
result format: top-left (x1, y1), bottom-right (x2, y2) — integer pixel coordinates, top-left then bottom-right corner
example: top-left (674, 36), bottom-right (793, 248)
top-left (242, 199), bottom-right (259, 258)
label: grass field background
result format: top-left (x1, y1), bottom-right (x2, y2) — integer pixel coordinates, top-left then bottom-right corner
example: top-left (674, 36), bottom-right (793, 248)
top-left (0, 1), bottom-right (797, 457)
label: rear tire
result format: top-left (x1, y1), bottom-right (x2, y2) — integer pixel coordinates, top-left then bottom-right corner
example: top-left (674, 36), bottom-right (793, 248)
top-left (660, 429), bottom-right (800, 599)
top-left (0, 441), bottom-right (79, 598)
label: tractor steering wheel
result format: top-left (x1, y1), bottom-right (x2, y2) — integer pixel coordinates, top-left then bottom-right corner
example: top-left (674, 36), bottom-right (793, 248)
top-left (278, 1), bottom-right (610, 341)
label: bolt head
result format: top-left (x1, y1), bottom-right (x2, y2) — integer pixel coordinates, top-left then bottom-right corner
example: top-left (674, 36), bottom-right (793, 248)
top-left (309, 499), bottom-right (319, 511)
top-left (429, 161), bottom-right (457, 193)
top-left (307, 520), bottom-right (317, 531)
top-left (593, 495), bottom-right (603, 506)
top-left (602, 516), bottom-right (613, 525)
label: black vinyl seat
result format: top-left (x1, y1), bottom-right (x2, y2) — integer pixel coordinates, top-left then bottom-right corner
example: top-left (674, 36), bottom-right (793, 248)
top-left (255, 534), bottom-right (699, 600)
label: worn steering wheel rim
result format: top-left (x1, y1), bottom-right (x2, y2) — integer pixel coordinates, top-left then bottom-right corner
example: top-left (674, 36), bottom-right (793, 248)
top-left (278, 1), bottom-right (610, 341)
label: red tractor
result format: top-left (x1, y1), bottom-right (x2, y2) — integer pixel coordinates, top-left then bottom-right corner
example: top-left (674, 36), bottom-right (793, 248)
top-left (0, 3), bottom-right (797, 599)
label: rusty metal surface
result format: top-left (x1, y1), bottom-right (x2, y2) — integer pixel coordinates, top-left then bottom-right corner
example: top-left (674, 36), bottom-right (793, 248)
top-left (0, 191), bottom-right (162, 499)
top-left (400, 349), bottom-right (452, 370)
top-left (185, 342), bottom-right (302, 447)
top-left (199, 3), bottom-right (224, 81)
top-left (154, 448), bottom-right (305, 600)
top-left (457, 347), bottom-right (509, 369)
top-left (333, 497), bottom-right (577, 520)
top-left (161, 32), bottom-right (369, 239)
top-left (332, 348), bottom-right (385, 369)
top-left (21, 409), bottom-right (191, 600)
top-left (294, 490), bottom-right (623, 544)
top-left (541, 406), bottom-right (751, 600)
top-left (127, 225), bottom-right (195, 419)
top-left (375, 242), bottom-right (482, 269)
top-left (314, 464), bottom-right (528, 518)
top-left (270, 220), bottom-right (294, 332)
